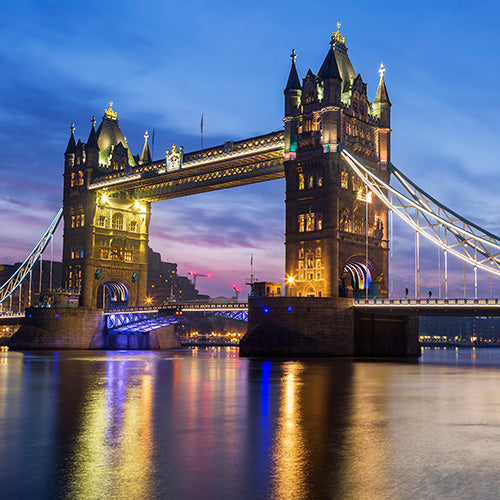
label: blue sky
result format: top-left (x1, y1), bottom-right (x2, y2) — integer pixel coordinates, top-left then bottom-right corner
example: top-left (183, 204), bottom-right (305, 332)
top-left (1, 0), bottom-right (500, 298)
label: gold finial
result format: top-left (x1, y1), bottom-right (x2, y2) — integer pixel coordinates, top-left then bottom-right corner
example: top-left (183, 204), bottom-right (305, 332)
top-left (331, 20), bottom-right (346, 46)
top-left (91, 116), bottom-right (96, 128)
top-left (378, 63), bottom-right (386, 78)
top-left (104, 100), bottom-right (117, 120)
top-left (144, 130), bottom-right (149, 141)
top-left (172, 142), bottom-right (177, 153)
top-left (70, 123), bottom-right (75, 134)
top-left (291, 49), bottom-right (297, 63)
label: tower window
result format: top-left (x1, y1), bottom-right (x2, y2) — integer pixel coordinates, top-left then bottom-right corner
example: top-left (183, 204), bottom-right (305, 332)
top-left (341, 172), bottom-right (349, 189)
top-left (298, 214), bottom-right (305, 232)
top-left (298, 174), bottom-right (305, 190)
top-left (97, 216), bottom-right (107, 228)
top-left (130, 221), bottom-right (137, 232)
top-left (112, 213), bottom-right (123, 230)
top-left (306, 212), bottom-right (315, 232)
top-left (316, 214), bottom-right (323, 231)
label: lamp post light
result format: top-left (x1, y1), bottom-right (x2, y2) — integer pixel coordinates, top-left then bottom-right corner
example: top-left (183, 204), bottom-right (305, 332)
top-left (287, 276), bottom-right (295, 297)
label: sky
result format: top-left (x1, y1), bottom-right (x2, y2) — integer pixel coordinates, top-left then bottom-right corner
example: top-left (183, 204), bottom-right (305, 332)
top-left (2, 0), bottom-right (500, 299)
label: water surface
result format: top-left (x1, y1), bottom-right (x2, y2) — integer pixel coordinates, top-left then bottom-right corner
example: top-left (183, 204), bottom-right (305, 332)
top-left (1, 347), bottom-right (500, 499)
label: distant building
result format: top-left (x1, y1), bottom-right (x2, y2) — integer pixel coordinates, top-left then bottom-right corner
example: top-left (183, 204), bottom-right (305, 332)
top-left (147, 248), bottom-right (209, 305)
top-left (250, 281), bottom-right (282, 298)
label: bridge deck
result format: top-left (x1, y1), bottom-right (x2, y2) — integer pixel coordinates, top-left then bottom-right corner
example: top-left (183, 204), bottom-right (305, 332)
top-left (89, 132), bottom-right (284, 201)
top-left (355, 298), bottom-right (500, 316)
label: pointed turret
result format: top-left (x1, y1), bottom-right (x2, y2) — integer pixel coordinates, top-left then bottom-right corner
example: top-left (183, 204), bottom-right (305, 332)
top-left (64, 123), bottom-right (76, 173)
top-left (85, 116), bottom-right (99, 169)
top-left (373, 63), bottom-right (391, 164)
top-left (139, 131), bottom-right (152, 165)
top-left (318, 46), bottom-right (341, 81)
top-left (373, 63), bottom-right (391, 127)
top-left (374, 64), bottom-right (390, 105)
top-left (318, 24), bottom-right (345, 107)
top-left (285, 50), bottom-right (301, 91)
top-left (284, 49), bottom-right (302, 117)
top-left (65, 123), bottom-right (77, 155)
top-left (87, 116), bottom-right (98, 149)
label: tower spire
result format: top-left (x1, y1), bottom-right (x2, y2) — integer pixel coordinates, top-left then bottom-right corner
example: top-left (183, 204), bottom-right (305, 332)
top-left (374, 63), bottom-right (391, 105)
top-left (87, 115), bottom-right (98, 149)
top-left (285, 49), bottom-right (301, 91)
top-left (139, 130), bottom-right (152, 165)
top-left (65, 123), bottom-right (76, 155)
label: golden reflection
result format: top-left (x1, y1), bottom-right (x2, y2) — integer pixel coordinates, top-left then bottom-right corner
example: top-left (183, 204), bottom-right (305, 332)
top-left (342, 364), bottom-right (390, 498)
top-left (272, 362), bottom-right (309, 500)
top-left (67, 355), bottom-right (156, 499)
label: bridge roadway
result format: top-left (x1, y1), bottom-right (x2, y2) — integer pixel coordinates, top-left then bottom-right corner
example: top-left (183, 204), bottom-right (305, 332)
top-left (88, 132), bottom-right (285, 201)
top-left (104, 302), bottom-right (249, 333)
top-left (354, 298), bottom-right (500, 316)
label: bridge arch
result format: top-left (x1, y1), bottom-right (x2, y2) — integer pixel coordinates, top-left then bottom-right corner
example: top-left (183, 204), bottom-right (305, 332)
top-left (302, 285), bottom-right (317, 297)
top-left (341, 258), bottom-right (374, 298)
top-left (96, 280), bottom-right (129, 309)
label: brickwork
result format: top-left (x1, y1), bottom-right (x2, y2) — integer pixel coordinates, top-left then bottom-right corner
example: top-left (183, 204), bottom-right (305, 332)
top-left (9, 307), bottom-right (105, 349)
top-left (240, 297), bottom-right (420, 358)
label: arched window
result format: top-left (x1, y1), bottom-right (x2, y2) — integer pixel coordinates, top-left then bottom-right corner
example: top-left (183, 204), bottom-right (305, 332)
top-left (112, 213), bottom-right (123, 230)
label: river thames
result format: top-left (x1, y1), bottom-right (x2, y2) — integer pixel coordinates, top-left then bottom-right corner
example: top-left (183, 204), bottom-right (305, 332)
top-left (1, 347), bottom-right (500, 499)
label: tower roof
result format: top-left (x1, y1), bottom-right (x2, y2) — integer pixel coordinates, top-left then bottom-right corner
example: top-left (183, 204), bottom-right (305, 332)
top-left (319, 22), bottom-right (356, 90)
top-left (95, 101), bottom-right (136, 166)
top-left (285, 49), bottom-right (301, 91)
top-left (86, 116), bottom-right (98, 149)
top-left (65, 123), bottom-right (76, 155)
top-left (139, 131), bottom-right (152, 164)
top-left (374, 64), bottom-right (391, 104)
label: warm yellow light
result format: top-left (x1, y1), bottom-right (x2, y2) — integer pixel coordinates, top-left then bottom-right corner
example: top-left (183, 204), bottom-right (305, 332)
top-left (134, 200), bottom-right (141, 210)
top-left (287, 276), bottom-right (295, 284)
top-left (146, 297), bottom-right (152, 305)
top-left (102, 193), bottom-right (109, 203)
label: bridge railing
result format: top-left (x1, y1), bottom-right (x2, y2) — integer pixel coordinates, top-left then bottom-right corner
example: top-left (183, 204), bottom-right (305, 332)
top-left (355, 298), bottom-right (500, 306)
top-left (103, 302), bottom-right (248, 314)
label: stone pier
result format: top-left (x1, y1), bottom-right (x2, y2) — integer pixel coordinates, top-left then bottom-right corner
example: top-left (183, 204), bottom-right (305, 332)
top-left (239, 297), bottom-right (419, 358)
top-left (8, 307), bottom-right (179, 350)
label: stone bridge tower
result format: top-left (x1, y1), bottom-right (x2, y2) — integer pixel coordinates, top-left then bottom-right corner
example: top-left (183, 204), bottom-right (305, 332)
top-left (62, 103), bottom-right (152, 308)
top-left (283, 24), bottom-right (391, 298)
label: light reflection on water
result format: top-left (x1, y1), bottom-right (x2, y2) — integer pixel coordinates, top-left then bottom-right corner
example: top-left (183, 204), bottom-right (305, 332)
top-left (1, 348), bottom-right (500, 499)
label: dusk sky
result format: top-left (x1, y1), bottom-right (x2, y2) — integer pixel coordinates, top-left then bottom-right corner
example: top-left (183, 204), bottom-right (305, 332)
top-left (2, 1), bottom-right (500, 298)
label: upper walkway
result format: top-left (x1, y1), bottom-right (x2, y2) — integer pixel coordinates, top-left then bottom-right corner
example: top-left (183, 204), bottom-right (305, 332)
top-left (88, 132), bottom-right (285, 201)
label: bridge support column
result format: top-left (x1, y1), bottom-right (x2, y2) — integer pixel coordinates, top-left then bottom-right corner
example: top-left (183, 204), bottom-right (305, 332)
top-left (240, 297), bottom-right (420, 358)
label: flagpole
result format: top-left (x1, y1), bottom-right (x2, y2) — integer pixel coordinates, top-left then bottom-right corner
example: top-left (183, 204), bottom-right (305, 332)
top-left (201, 113), bottom-right (204, 151)
top-left (152, 128), bottom-right (155, 160)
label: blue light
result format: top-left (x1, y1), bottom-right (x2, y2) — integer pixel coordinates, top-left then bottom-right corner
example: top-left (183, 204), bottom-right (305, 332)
top-left (55, 314), bottom-right (59, 319)
top-left (28, 314), bottom-right (32, 318)
top-left (263, 307), bottom-right (269, 314)
top-left (287, 306), bottom-right (293, 312)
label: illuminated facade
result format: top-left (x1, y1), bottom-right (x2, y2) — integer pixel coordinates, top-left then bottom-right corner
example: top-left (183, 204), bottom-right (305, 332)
top-left (283, 23), bottom-right (391, 298)
top-left (63, 104), bottom-right (152, 308)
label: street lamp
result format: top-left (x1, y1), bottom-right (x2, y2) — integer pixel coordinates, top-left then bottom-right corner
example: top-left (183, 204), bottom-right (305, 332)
top-left (287, 276), bottom-right (295, 297)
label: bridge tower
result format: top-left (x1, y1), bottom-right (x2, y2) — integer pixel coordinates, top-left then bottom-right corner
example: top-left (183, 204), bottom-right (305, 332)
top-left (284, 24), bottom-right (391, 298)
top-left (62, 103), bottom-right (151, 308)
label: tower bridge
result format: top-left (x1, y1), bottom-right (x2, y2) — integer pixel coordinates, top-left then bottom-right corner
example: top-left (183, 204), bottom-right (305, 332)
top-left (2, 23), bottom-right (500, 356)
